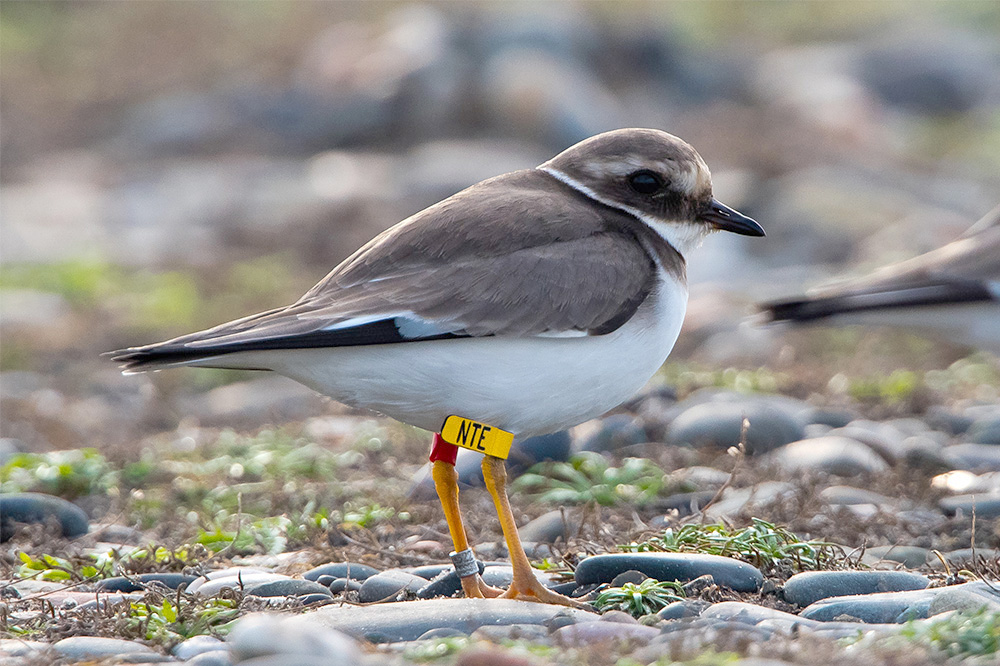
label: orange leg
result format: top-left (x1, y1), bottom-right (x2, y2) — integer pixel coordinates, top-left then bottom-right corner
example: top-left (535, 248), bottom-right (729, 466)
top-left (481, 455), bottom-right (587, 607)
top-left (430, 436), bottom-right (501, 598)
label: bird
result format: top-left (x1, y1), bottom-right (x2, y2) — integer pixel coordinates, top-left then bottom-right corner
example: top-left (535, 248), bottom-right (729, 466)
top-left (761, 205), bottom-right (1000, 352)
top-left (111, 128), bottom-right (764, 607)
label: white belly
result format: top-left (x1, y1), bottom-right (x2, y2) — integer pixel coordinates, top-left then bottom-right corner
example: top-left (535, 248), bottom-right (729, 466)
top-left (209, 276), bottom-right (687, 437)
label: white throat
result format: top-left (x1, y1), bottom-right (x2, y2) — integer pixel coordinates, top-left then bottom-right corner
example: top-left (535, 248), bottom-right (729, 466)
top-left (539, 166), bottom-right (710, 257)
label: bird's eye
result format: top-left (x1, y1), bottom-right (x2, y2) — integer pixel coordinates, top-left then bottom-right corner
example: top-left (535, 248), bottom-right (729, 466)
top-left (627, 170), bottom-right (663, 195)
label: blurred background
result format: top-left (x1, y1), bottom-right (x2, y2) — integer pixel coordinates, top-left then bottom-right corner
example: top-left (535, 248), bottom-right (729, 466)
top-left (2, 0), bottom-right (1000, 454)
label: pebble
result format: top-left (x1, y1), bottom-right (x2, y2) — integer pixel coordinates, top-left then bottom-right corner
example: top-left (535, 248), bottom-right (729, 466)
top-left (172, 635), bottom-right (224, 660)
top-left (927, 580), bottom-right (1000, 615)
top-left (939, 494), bottom-right (1000, 518)
top-left (941, 443), bottom-right (1000, 472)
top-left (967, 414), bottom-right (1000, 445)
top-left (656, 599), bottom-right (710, 620)
top-left (702, 481), bottom-right (796, 520)
top-left (700, 601), bottom-right (816, 628)
top-left (0, 492), bottom-right (90, 541)
top-left (860, 545), bottom-right (931, 569)
top-left (472, 623), bottom-right (550, 642)
top-left (765, 436), bottom-right (889, 476)
top-left (227, 612), bottom-right (361, 663)
top-left (303, 597), bottom-right (594, 643)
top-left (303, 562), bottom-right (379, 582)
top-left (575, 415), bottom-right (648, 453)
top-left (96, 573), bottom-right (199, 593)
top-left (188, 571), bottom-right (289, 596)
top-left (327, 578), bottom-right (363, 594)
top-left (358, 569), bottom-right (427, 603)
top-left (936, 548), bottom-right (1000, 567)
top-left (185, 651), bottom-right (233, 666)
top-left (665, 400), bottom-right (805, 454)
top-left (798, 587), bottom-right (941, 623)
top-left (609, 570), bottom-right (648, 587)
top-left (53, 636), bottom-right (157, 660)
top-left (669, 466), bottom-right (732, 490)
top-left (243, 579), bottom-right (333, 599)
top-left (553, 620), bottom-right (660, 646)
top-left (574, 553), bottom-right (763, 592)
top-left (783, 571), bottom-right (930, 607)
top-left (518, 509), bottom-right (574, 543)
top-left (819, 485), bottom-right (895, 506)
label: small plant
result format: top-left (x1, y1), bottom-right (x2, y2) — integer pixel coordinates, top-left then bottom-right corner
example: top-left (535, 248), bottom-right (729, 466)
top-left (621, 519), bottom-right (841, 573)
top-left (1, 448), bottom-right (117, 498)
top-left (333, 502), bottom-right (408, 529)
top-left (900, 607), bottom-right (1000, 658)
top-left (846, 369), bottom-right (922, 404)
top-left (195, 515), bottom-right (292, 555)
top-left (124, 596), bottom-right (240, 645)
top-left (16, 551), bottom-right (113, 582)
top-left (404, 636), bottom-right (474, 661)
top-left (512, 452), bottom-right (675, 506)
top-left (593, 578), bottom-right (685, 617)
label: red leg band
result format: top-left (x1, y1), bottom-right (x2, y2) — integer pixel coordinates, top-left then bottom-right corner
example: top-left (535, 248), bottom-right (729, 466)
top-left (429, 432), bottom-right (459, 465)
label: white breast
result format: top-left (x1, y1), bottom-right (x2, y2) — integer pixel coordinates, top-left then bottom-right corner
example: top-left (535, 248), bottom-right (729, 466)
top-left (208, 271), bottom-right (688, 437)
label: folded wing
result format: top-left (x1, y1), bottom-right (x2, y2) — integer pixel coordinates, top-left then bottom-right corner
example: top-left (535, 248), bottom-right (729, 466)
top-left (111, 170), bottom-right (658, 371)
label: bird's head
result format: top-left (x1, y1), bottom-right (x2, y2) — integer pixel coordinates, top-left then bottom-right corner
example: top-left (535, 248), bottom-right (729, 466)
top-left (539, 128), bottom-right (764, 255)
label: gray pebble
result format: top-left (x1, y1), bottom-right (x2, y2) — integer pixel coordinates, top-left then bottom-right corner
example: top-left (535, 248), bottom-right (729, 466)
top-left (54, 637), bottom-right (156, 660)
top-left (415, 628), bottom-right (467, 640)
top-left (700, 601), bottom-right (815, 628)
top-left (553, 620), bottom-right (659, 646)
top-left (519, 509), bottom-right (574, 543)
top-left (766, 436), bottom-right (889, 476)
top-left (798, 587), bottom-right (940, 623)
top-left (301, 597), bottom-right (594, 643)
top-left (702, 481), bottom-right (796, 520)
top-left (358, 570), bottom-right (427, 603)
top-left (227, 612), bottom-right (360, 662)
top-left (656, 599), bottom-right (709, 620)
top-left (472, 623), bottom-right (551, 642)
top-left (942, 443), bottom-right (1000, 472)
top-left (609, 570), bottom-right (648, 587)
top-left (327, 578), bottom-right (362, 594)
top-left (173, 635), bottom-right (224, 660)
top-left (666, 400), bottom-right (805, 454)
top-left (860, 545), bottom-right (931, 569)
top-left (968, 415), bottom-right (1000, 445)
top-left (783, 571), bottom-right (929, 607)
top-left (0, 492), bottom-right (89, 541)
top-left (820, 485), bottom-right (894, 506)
top-left (185, 651), bottom-right (233, 666)
top-left (98, 573), bottom-right (199, 593)
top-left (189, 572), bottom-right (288, 596)
top-left (574, 552), bottom-right (763, 592)
top-left (576, 415), bottom-right (647, 453)
top-left (303, 562), bottom-right (379, 582)
top-left (242, 579), bottom-right (332, 599)
top-left (939, 494), bottom-right (1000, 518)
top-left (927, 581), bottom-right (1000, 615)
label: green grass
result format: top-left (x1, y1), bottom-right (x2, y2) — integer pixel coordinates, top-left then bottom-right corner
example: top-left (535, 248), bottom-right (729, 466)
top-left (511, 452), bottom-right (685, 507)
top-left (594, 578), bottom-right (686, 617)
top-left (621, 519), bottom-right (842, 573)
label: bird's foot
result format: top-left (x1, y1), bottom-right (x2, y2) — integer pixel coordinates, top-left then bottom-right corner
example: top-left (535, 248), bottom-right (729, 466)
top-left (500, 576), bottom-right (590, 608)
top-left (460, 574), bottom-right (504, 599)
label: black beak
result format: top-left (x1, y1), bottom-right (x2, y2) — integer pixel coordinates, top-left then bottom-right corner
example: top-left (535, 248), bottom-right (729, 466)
top-left (699, 198), bottom-right (765, 237)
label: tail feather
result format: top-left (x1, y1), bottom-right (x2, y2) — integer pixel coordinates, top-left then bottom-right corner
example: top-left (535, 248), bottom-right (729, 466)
top-left (763, 280), bottom-right (994, 323)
